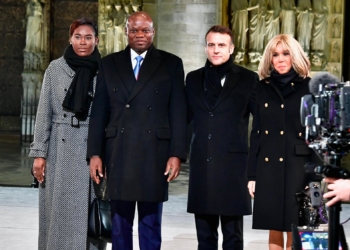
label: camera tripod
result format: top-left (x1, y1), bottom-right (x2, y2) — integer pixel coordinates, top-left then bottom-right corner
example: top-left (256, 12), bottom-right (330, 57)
top-left (321, 155), bottom-right (349, 250)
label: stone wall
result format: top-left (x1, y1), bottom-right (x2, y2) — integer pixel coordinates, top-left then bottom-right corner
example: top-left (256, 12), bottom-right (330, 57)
top-left (149, 0), bottom-right (218, 75)
top-left (52, 0), bottom-right (98, 60)
top-left (0, 0), bottom-right (98, 133)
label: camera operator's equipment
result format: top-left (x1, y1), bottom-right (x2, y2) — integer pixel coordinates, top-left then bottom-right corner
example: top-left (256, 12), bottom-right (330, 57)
top-left (292, 224), bottom-right (346, 250)
top-left (309, 182), bottom-right (322, 208)
top-left (299, 72), bottom-right (350, 250)
top-left (295, 185), bottom-right (328, 228)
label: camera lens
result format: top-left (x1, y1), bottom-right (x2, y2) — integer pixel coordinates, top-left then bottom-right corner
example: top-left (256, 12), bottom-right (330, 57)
top-left (314, 192), bottom-right (320, 197)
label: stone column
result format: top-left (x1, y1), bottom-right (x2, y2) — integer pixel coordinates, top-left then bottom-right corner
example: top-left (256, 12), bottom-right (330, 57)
top-left (153, 0), bottom-right (217, 75)
top-left (21, 0), bottom-right (49, 142)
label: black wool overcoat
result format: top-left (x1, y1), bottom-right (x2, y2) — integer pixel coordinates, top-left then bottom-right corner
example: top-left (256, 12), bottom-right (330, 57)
top-left (248, 76), bottom-right (320, 231)
top-left (186, 63), bottom-right (258, 216)
top-left (87, 45), bottom-right (187, 202)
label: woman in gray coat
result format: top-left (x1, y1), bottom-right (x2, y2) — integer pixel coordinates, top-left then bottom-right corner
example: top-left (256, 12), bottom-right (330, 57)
top-left (248, 34), bottom-right (316, 250)
top-left (29, 17), bottom-right (106, 250)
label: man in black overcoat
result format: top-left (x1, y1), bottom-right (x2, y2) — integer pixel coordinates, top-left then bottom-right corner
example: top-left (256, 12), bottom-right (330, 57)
top-left (87, 11), bottom-right (187, 250)
top-left (185, 25), bottom-right (258, 249)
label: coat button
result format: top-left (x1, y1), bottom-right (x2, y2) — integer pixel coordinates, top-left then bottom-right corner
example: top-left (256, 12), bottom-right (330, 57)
top-left (281, 104), bottom-right (284, 108)
top-left (291, 82), bottom-right (294, 86)
top-left (280, 131), bottom-right (284, 135)
top-left (265, 130), bottom-right (268, 135)
top-left (257, 130), bottom-right (259, 134)
top-left (299, 132), bottom-right (302, 137)
top-left (64, 88), bottom-right (67, 92)
top-left (113, 87), bottom-right (118, 92)
top-left (207, 157), bottom-right (212, 162)
top-left (126, 104), bottom-right (130, 108)
top-left (62, 138), bottom-right (65, 142)
top-left (121, 128), bottom-right (124, 133)
top-left (154, 88), bottom-right (159, 93)
top-left (209, 112), bottom-right (213, 116)
top-left (208, 134), bottom-right (212, 139)
top-left (279, 158), bottom-right (283, 162)
top-left (147, 130), bottom-right (151, 133)
top-left (265, 157), bottom-right (269, 162)
top-left (265, 103), bottom-right (268, 107)
top-left (147, 105), bottom-right (152, 110)
top-left (63, 114), bottom-right (67, 118)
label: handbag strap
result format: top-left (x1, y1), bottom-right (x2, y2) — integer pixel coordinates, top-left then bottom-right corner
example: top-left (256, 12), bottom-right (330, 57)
top-left (101, 179), bottom-right (107, 200)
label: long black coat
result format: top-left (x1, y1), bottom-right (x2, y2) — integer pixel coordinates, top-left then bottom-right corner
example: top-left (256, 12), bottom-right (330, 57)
top-left (87, 45), bottom-right (187, 202)
top-left (186, 64), bottom-right (258, 216)
top-left (248, 76), bottom-right (319, 231)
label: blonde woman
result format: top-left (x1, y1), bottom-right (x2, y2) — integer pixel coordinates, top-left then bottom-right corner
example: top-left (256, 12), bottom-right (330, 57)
top-left (247, 34), bottom-right (318, 250)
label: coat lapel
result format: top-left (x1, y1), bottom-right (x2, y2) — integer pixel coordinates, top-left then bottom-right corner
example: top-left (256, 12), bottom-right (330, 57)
top-left (112, 47), bottom-right (136, 95)
top-left (211, 64), bottom-right (241, 110)
top-left (128, 45), bottom-right (163, 102)
top-left (194, 68), bottom-right (210, 110)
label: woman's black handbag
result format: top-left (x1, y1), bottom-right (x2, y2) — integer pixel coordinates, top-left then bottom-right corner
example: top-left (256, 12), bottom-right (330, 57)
top-left (88, 181), bottom-right (112, 243)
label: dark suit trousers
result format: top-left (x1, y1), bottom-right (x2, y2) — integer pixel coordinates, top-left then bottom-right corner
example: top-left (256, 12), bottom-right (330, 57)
top-left (110, 200), bottom-right (163, 250)
top-left (195, 214), bottom-right (243, 250)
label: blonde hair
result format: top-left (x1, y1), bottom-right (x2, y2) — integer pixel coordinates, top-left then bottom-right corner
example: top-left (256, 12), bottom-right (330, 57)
top-left (258, 34), bottom-right (310, 79)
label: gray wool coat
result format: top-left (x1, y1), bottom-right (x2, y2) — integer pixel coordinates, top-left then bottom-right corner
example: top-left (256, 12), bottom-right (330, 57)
top-left (29, 57), bottom-right (106, 250)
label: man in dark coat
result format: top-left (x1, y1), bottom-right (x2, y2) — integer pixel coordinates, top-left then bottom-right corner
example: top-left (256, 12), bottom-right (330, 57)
top-left (185, 25), bottom-right (258, 249)
top-left (87, 11), bottom-right (187, 250)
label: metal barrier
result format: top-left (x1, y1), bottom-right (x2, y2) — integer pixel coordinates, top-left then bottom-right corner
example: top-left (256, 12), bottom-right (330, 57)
top-left (20, 98), bottom-right (38, 145)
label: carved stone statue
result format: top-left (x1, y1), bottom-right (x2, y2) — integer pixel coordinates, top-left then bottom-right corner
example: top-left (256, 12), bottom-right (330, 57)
top-left (113, 3), bottom-right (127, 52)
top-left (234, 51), bottom-right (245, 64)
top-left (331, 41), bottom-right (340, 62)
top-left (105, 3), bottom-right (115, 55)
top-left (131, 1), bottom-right (141, 12)
top-left (248, 0), bottom-right (266, 66)
top-left (331, 65), bottom-right (340, 78)
top-left (265, 0), bottom-right (280, 47)
top-left (230, 0), bottom-right (249, 54)
top-left (333, 0), bottom-right (342, 13)
top-left (280, 0), bottom-right (296, 37)
top-left (311, 52), bottom-right (327, 70)
top-left (24, 0), bottom-right (44, 53)
top-left (296, 0), bottom-right (313, 55)
top-left (311, 0), bottom-right (328, 52)
top-left (332, 17), bottom-right (341, 38)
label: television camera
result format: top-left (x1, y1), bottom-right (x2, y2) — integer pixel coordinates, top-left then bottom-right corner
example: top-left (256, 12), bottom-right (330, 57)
top-left (299, 71), bottom-right (350, 250)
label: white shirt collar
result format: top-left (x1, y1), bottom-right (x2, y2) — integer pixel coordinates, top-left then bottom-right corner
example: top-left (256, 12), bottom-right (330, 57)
top-left (130, 49), bottom-right (147, 69)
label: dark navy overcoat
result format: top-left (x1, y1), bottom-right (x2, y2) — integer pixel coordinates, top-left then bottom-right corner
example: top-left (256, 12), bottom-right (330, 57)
top-left (87, 45), bottom-right (187, 202)
top-left (186, 63), bottom-right (258, 216)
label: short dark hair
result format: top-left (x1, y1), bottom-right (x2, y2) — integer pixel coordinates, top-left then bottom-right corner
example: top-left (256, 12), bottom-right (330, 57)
top-left (205, 25), bottom-right (234, 45)
top-left (69, 17), bottom-right (98, 37)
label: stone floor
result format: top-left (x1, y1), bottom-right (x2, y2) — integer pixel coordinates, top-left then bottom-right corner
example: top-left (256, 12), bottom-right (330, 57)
top-left (1, 134), bottom-right (350, 249)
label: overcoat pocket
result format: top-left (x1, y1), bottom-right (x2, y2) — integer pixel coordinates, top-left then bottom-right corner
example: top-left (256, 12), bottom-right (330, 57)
top-left (105, 126), bottom-right (117, 138)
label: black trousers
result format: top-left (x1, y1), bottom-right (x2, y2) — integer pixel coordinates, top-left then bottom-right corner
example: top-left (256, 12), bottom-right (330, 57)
top-left (195, 214), bottom-right (243, 250)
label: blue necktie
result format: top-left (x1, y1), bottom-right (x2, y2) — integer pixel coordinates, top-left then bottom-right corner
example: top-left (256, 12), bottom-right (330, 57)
top-left (133, 55), bottom-right (143, 80)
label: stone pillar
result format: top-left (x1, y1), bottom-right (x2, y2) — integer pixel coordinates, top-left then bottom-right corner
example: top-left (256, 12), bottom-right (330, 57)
top-left (154, 0), bottom-right (217, 75)
top-left (21, 0), bottom-right (49, 142)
